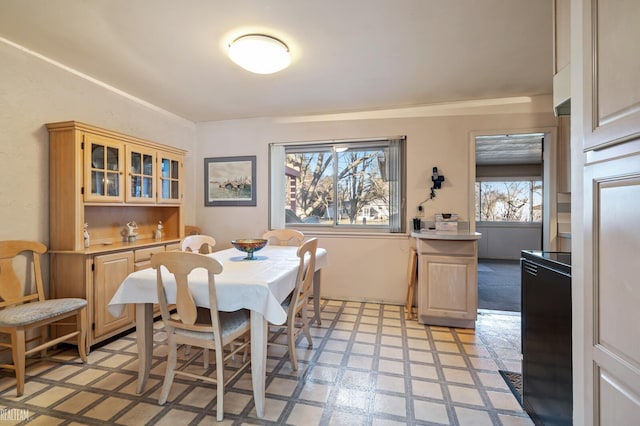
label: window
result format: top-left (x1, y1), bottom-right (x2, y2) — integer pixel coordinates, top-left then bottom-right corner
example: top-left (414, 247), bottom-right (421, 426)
top-left (475, 180), bottom-right (542, 222)
top-left (270, 137), bottom-right (406, 232)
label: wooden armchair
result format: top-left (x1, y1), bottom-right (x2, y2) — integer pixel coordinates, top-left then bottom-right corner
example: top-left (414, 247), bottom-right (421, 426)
top-left (0, 240), bottom-right (88, 396)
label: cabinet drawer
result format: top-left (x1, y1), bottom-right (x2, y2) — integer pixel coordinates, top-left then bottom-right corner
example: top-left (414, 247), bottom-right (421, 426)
top-left (417, 239), bottom-right (476, 256)
top-left (134, 246), bottom-right (165, 262)
top-left (135, 260), bottom-right (152, 271)
top-left (165, 242), bottom-right (181, 252)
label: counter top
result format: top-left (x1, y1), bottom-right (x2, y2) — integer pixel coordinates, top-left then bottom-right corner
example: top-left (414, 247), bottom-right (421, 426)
top-left (411, 230), bottom-right (482, 241)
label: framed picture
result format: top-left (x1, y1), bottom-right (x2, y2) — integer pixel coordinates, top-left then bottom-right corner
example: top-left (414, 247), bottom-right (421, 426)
top-left (204, 156), bottom-right (256, 206)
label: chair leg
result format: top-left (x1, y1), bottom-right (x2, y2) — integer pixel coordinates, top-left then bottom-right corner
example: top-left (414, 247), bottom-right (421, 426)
top-left (215, 345), bottom-right (225, 421)
top-left (78, 308), bottom-right (88, 361)
top-left (158, 338), bottom-right (178, 405)
top-left (241, 334), bottom-right (249, 363)
top-left (405, 281), bottom-right (415, 320)
top-left (287, 321), bottom-right (298, 371)
top-left (203, 348), bottom-right (209, 369)
top-left (11, 329), bottom-right (26, 397)
top-left (301, 305), bottom-right (313, 347)
top-left (40, 324), bottom-right (49, 358)
top-left (405, 248), bottom-right (418, 320)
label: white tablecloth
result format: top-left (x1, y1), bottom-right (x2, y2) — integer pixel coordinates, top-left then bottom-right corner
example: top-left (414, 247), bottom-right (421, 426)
top-left (108, 245), bottom-right (328, 325)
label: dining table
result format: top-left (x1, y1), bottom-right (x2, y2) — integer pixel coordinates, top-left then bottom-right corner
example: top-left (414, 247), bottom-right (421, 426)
top-left (108, 244), bottom-right (327, 418)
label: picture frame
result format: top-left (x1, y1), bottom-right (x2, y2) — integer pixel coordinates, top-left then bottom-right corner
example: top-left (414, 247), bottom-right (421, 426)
top-left (204, 156), bottom-right (256, 206)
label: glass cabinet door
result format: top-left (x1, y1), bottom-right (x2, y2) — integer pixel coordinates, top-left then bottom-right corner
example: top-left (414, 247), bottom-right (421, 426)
top-left (126, 146), bottom-right (155, 203)
top-left (84, 134), bottom-right (124, 202)
top-left (157, 152), bottom-right (182, 204)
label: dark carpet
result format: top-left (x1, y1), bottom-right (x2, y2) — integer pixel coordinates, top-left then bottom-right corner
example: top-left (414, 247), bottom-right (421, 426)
top-left (499, 370), bottom-right (523, 407)
top-left (478, 259), bottom-right (521, 312)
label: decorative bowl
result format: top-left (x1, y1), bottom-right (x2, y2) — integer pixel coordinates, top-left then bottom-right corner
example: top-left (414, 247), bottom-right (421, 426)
top-left (231, 239), bottom-right (268, 260)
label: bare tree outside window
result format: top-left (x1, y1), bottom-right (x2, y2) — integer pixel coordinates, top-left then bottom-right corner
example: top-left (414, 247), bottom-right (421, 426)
top-left (336, 149), bottom-right (389, 225)
top-left (286, 152), bottom-right (333, 223)
top-left (476, 181), bottom-right (542, 222)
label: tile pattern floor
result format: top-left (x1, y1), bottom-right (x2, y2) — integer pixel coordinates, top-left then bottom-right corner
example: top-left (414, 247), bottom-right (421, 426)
top-left (0, 300), bottom-right (533, 425)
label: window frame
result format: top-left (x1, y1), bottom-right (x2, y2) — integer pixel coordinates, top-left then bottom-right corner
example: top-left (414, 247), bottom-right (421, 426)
top-left (269, 137), bottom-right (406, 233)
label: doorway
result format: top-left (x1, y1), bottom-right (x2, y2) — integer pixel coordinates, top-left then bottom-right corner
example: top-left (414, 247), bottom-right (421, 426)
top-left (473, 132), bottom-right (546, 312)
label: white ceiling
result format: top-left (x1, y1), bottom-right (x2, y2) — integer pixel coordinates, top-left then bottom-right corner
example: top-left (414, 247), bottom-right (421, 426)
top-left (0, 0), bottom-right (553, 123)
top-left (475, 134), bottom-right (544, 166)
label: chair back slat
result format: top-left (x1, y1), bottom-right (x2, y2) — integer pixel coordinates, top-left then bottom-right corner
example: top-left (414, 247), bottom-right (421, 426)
top-left (0, 294), bottom-right (39, 309)
top-left (151, 251), bottom-right (223, 329)
top-left (0, 258), bottom-right (22, 301)
top-left (262, 229), bottom-right (304, 247)
top-left (175, 272), bottom-right (198, 325)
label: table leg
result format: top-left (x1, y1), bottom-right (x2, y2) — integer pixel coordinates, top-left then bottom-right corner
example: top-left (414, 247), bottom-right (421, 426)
top-left (250, 310), bottom-right (267, 418)
top-left (135, 303), bottom-right (153, 394)
top-left (313, 269), bottom-right (322, 325)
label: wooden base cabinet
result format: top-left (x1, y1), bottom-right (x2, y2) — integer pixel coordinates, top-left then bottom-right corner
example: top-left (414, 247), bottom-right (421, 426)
top-left (47, 121), bottom-right (186, 347)
top-left (415, 238), bottom-right (478, 329)
top-left (50, 241), bottom-right (180, 346)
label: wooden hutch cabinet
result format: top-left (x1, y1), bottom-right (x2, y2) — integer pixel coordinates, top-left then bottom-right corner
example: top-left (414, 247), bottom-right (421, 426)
top-left (47, 121), bottom-right (185, 346)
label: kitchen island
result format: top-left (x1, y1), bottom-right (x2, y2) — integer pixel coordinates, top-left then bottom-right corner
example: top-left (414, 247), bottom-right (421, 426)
top-left (411, 229), bottom-right (482, 328)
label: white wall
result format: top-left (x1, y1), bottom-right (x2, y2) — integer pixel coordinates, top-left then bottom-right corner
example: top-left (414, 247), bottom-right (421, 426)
top-left (195, 103), bottom-right (558, 303)
top-left (0, 41), bottom-right (196, 281)
top-left (476, 223), bottom-right (542, 259)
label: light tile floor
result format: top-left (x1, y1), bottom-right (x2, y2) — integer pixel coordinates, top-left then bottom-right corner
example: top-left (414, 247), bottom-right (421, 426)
top-left (0, 300), bottom-right (533, 425)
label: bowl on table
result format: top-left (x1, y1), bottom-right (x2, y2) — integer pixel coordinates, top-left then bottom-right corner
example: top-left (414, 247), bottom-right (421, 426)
top-left (231, 239), bottom-right (268, 260)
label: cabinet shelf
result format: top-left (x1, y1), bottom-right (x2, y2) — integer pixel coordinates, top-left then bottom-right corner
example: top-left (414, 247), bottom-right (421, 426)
top-left (50, 237), bottom-right (183, 255)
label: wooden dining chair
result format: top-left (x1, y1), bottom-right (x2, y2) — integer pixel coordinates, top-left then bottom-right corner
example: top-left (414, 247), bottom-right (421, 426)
top-left (269, 238), bottom-right (318, 370)
top-left (152, 251), bottom-right (251, 421)
top-left (184, 225), bottom-right (201, 236)
top-left (0, 240), bottom-right (88, 396)
top-left (404, 247), bottom-right (418, 320)
top-left (181, 235), bottom-right (216, 254)
top-left (262, 229), bottom-right (304, 247)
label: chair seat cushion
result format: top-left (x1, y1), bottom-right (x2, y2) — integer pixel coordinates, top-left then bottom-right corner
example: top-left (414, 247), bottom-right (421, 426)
top-left (175, 309), bottom-right (250, 340)
top-left (0, 298), bottom-right (87, 327)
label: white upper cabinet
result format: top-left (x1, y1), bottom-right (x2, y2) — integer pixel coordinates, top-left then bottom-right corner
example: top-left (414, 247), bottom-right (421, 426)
top-left (553, 0), bottom-right (571, 115)
top-left (582, 0), bottom-right (640, 150)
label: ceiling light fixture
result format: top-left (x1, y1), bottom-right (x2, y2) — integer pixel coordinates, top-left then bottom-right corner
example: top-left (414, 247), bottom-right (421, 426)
top-left (228, 34), bottom-right (291, 74)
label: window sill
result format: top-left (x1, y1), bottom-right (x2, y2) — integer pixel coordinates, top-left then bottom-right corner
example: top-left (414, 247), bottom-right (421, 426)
top-left (476, 222), bottom-right (542, 228)
top-left (289, 229), bottom-right (411, 239)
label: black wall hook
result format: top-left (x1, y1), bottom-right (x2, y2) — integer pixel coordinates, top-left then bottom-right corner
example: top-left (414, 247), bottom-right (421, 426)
top-left (431, 167), bottom-right (445, 189)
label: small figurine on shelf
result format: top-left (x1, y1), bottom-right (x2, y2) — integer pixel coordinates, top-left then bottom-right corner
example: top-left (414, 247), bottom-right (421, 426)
top-left (155, 221), bottom-right (163, 240)
top-left (126, 221), bottom-right (138, 242)
top-left (83, 223), bottom-right (90, 248)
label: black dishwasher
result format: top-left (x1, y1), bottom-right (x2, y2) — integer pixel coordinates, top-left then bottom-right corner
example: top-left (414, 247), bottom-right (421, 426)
top-left (520, 250), bottom-right (572, 426)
